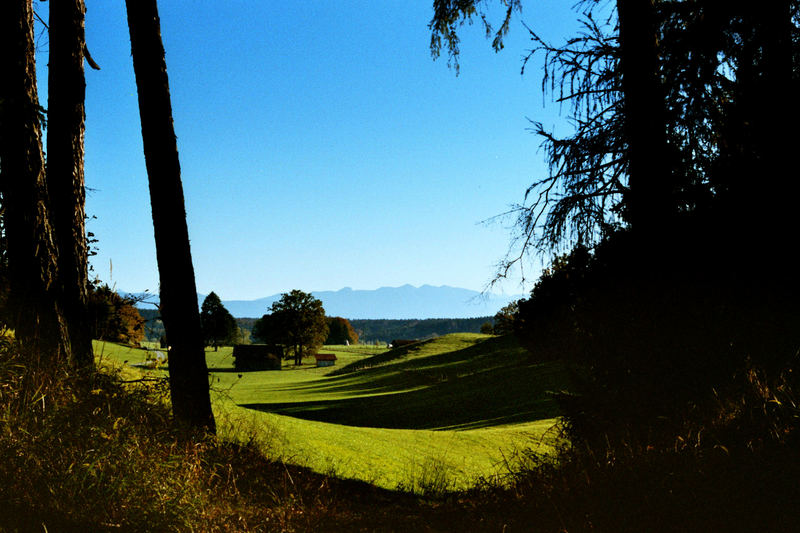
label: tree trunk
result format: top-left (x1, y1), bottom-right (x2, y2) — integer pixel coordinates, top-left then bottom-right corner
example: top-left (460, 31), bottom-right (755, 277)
top-left (718, 2), bottom-right (796, 278)
top-left (47, 0), bottom-right (94, 369)
top-left (617, 0), bottom-right (673, 238)
top-left (757, 0), bottom-right (795, 271)
top-left (125, 0), bottom-right (216, 434)
top-left (0, 0), bottom-right (71, 361)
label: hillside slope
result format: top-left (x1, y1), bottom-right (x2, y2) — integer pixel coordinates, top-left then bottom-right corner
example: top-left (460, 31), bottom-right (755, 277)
top-left (241, 334), bottom-right (568, 430)
top-left (95, 334), bottom-right (566, 490)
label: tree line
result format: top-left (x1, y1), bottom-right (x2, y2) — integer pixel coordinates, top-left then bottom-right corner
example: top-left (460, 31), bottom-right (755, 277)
top-left (192, 294), bottom-right (506, 347)
top-left (348, 317), bottom-right (494, 343)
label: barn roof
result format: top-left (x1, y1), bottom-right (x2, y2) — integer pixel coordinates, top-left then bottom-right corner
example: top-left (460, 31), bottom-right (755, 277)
top-left (315, 353), bottom-right (337, 361)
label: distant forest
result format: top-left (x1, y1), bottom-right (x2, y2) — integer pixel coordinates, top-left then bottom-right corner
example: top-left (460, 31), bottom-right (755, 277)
top-left (137, 310), bottom-right (491, 345)
top-left (138, 308), bottom-right (164, 342)
top-left (348, 318), bottom-right (491, 343)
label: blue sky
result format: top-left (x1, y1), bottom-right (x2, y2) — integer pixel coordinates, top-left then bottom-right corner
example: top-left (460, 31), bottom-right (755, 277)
top-left (37, 1), bottom-right (579, 300)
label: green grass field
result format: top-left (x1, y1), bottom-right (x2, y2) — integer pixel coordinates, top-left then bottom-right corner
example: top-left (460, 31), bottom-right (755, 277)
top-left (94, 333), bottom-right (567, 491)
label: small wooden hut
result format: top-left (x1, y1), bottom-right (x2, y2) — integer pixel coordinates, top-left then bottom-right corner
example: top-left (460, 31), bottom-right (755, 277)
top-left (314, 353), bottom-right (337, 367)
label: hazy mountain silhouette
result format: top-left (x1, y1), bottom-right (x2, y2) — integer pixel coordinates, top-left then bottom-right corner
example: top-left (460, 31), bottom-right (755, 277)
top-left (128, 285), bottom-right (522, 319)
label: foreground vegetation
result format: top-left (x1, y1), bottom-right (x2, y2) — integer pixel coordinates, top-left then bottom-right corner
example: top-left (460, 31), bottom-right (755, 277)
top-left (4, 332), bottom-right (800, 532)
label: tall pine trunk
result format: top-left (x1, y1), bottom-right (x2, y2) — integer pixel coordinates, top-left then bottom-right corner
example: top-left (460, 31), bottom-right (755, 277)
top-left (617, 0), bottom-right (673, 239)
top-left (125, 0), bottom-right (216, 433)
top-left (0, 0), bottom-right (71, 361)
top-left (758, 0), bottom-right (795, 273)
top-left (47, 0), bottom-right (94, 369)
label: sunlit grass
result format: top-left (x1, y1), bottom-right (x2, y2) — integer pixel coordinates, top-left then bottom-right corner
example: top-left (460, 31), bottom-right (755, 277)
top-left (95, 334), bottom-right (566, 490)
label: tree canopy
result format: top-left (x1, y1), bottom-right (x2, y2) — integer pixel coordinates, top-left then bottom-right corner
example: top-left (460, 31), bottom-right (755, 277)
top-left (253, 290), bottom-right (329, 365)
top-left (432, 0), bottom-right (800, 451)
top-left (87, 283), bottom-right (146, 346)
top-left (326, 317), bottom-right (359, 345)
top-left (199, 292), bottom-right (237, 350)
top-left (431, 0), bottom-right (800, 281)
top-left (492, 300), bottom-right (518, 335)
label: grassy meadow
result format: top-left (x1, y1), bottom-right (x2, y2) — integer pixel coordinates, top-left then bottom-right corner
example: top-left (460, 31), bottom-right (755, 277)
top-left (94, 333), bottom-right (567, 491)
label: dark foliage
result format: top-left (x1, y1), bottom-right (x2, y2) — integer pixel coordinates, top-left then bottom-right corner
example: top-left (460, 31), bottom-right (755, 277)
top-left (325, 316), bottom-right (359, 345)
top-left (137, 307), bottom-right (165, 341)
top-left (87, 283), bottom-right (145, 346)
top-left (433, 2), bottom-right (800, 284)
top-left (431, 0), bottom-right (800, 453)
top-left (492, 300), bottom-right (518, 335)
top-left (429, 0), bottom-right (521, 73)
top-left (252, 290), bottom-right (328, 365)
top-left (516, 229), bottom-right (800, 449)
top-left (199, 291), bottom-right (237, 350)
top-left (350, 317), bottom-right (493, 343)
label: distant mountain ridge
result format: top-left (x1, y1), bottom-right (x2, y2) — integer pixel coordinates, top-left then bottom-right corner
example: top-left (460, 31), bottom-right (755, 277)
top-left (129, 284), bottom-right (523, 320)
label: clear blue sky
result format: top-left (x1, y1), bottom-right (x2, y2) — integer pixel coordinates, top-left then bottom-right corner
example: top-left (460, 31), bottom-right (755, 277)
top-left (37, 1), bottom-right (579, 300)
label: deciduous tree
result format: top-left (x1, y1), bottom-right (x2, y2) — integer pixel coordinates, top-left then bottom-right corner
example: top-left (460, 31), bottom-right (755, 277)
top-left (253, 290), bottom-right (328, 365)
top-left (326, 316), bottom-right (358, 345)
top-left (87, 284), bottom-right (145, 346)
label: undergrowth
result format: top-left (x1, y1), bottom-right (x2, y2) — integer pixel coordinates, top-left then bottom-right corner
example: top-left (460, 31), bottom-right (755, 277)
top-left (0, 338), bottom-right (423, 532)
top-left (2, 332), bottom-right (800, 532)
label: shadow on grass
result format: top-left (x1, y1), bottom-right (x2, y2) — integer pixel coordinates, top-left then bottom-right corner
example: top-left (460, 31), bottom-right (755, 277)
top-left (238, 335), bottom-right (568, 430)
top-left (328, 338), bottom-right (437, 376)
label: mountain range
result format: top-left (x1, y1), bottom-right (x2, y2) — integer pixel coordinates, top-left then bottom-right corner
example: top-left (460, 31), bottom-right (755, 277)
top-left (130, 284), bottom-right (524, 320)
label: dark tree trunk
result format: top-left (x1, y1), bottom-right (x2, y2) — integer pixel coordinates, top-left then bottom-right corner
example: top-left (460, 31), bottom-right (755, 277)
top-left (757, 0), bottom-right (795, 268)
top-left (124, 0), bottom-right (216, 433)
top-left (617, 0), bottom-right (673, 238)
top-left (47, 0), bottom-right (94, 369)
top-left (0, 0), bottom-right (71, 361)
top-left (715, 2), bottom-right (796, 277)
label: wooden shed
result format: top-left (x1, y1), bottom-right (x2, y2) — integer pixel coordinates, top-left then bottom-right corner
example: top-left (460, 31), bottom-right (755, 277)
top-left (314, 353), bottom-right (337, 367)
